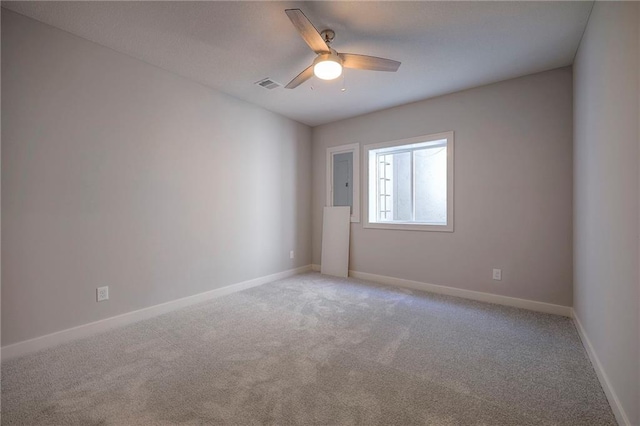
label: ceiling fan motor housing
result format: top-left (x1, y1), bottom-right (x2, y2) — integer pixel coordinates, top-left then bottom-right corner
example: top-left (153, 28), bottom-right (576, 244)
top-left (320, 29), bottom-right (335, 44)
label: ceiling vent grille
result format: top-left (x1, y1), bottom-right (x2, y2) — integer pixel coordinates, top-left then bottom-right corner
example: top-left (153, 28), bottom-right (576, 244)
top-left (255, 78), bottom-right (281, 90)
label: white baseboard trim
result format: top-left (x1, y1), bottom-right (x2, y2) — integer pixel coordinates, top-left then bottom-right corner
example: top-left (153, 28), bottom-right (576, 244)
top-left (311, 263), bottom-right (321, 272)
top-left (573, 311), bottom-right (630, 426)
top-left (1, 265), bottom-right (312, 362)
top-left (346, 269), bottom-right (573, 317)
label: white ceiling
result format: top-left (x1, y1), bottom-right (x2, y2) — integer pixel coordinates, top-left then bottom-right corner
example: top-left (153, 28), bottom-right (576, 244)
top-left (3, 1), bottom-right (592, 127)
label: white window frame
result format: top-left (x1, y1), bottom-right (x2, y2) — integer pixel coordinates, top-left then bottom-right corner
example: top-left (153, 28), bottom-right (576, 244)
top-left (364, 131), bottom-right (454, 232)
top-left (326, 143), bottom-right (360, 223)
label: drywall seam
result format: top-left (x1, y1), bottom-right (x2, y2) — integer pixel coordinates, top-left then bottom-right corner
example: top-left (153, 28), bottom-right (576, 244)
top-left (1, 265), bottom-right (312, 361)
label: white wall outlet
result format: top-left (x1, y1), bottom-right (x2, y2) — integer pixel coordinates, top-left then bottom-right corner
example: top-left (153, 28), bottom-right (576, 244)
top-left (492, 269), bottom-right (502, 281)
top-left (289, 250), bottom-right (295, 259)
top-left (97, 286), bottom-right (109, 302)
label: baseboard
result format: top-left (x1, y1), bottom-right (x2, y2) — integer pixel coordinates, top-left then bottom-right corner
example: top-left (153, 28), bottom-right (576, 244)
top-left (1, 265), bottom-right (312, 362)
top-left (573, 311), bottom-right (630, 426)
top-left (311, 263), bottom-right (321, 272)
top-left (347, 269), bottom-right (573, 317)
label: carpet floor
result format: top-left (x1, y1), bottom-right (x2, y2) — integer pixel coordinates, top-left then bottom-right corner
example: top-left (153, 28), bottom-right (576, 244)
top-left (2, 272), bottom-right (615, 425)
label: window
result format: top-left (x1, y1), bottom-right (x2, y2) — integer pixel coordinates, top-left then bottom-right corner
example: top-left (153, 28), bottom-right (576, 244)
top-left (364, 131), bottom-right (453, 232)
top-left (326, 143), bottom-right (360, 222)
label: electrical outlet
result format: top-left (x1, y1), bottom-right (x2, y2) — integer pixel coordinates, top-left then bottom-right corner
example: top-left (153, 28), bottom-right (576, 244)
top-left (289, 250), bottom-right (295, 259)
top-left (492, 269), bottom-right (502, 281)
top-left (97, 286), bottom-right (109, 302)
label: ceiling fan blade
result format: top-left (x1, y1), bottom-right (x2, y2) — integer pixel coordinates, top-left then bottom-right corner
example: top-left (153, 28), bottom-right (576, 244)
top-left (285, 65), bottom-right (314, 89)
top-left (285, 9), bottom-right (330, 54)
top-left (339, 53), bottom-right (401, 72)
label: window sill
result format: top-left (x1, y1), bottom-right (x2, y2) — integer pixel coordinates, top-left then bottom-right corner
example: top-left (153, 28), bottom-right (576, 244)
top-left (363, 222), bottom-right (453, 232)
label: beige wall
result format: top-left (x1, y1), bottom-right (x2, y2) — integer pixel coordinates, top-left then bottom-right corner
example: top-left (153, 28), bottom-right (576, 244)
top-left (1, 10), bottom-right (312, 346)
top-left (573, 2), bottom-right (639, 424)
top-left (312, 68), bottom-right (573, 306)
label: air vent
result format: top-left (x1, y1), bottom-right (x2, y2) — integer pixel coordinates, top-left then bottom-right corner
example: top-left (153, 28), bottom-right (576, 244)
top-left (255, 78), bottom-right (281, 90)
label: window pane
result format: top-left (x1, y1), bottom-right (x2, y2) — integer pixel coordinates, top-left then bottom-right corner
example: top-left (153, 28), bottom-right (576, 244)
top-left (414, 147), bottom-right (447, 224)
top-left (332, 152), bottom-right (353, 213)
top-left (392, 151), bottom-right (412, 221)
top-left (367, 134), bottom-right (452, 230)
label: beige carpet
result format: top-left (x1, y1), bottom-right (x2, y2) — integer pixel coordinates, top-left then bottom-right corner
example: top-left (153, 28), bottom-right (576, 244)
top-left (2, 272), bottom-right (615, 425)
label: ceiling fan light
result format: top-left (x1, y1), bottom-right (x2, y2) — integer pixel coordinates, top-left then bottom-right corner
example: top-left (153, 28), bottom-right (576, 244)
top-left (313, 53), bottom-right (343, 80)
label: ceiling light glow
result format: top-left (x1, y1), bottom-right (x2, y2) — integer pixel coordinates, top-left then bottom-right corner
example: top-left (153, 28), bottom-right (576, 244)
top-left (313, 52), bottom-right (343, 80)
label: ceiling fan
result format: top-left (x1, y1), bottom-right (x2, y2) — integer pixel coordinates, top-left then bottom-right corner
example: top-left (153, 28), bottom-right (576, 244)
top-left (284, 9), bottom-right (401, 89)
